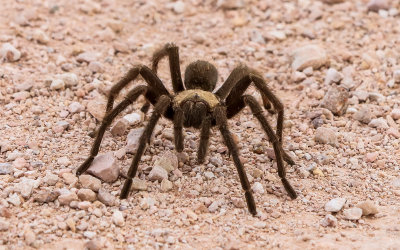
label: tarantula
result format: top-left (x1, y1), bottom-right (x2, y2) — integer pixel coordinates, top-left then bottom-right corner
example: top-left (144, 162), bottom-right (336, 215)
top-left (76, 43), bottom-right (297, 215)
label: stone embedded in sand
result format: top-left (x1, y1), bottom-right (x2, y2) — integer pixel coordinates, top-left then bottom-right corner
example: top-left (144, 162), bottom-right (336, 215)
top-left (126, 128), bottom-right (145, 154)
top-left (343, 207), bottom-right (362, 220)
top-left (77, 188), bottom-right (97, 202)
top-left (97, 188), bottom-right (115, 206)
top-left (291, 45), bottom-right (329, 71)
top-left (321, 214), bottom-right (337, 227)
top-left (315, 127), bottom-right (337, 146)
top-left (110, 118), bottom-right (128, 137)
top-left (153, 151), bottom-right (178, 173)
top-left (148, 166), bottom-right (168, 182)
top-left (325, 197), bottom-right (346, 212)
top-left (356, 200), bottom-right (379, 215)
top-left (320, 86), bottom-right (349, 116)
top-left (1, 43), bottom-right (21, 62)
top-left (367, 0), bottom-right (390, 12)
top-left (86, 97), bottom-right (106, 121)
top-left (87, 152), bottom-right (119, 183)
top-left (58, 192), bottom-right (78, 206)
top-left (79, 175), bottom-right (101, 192)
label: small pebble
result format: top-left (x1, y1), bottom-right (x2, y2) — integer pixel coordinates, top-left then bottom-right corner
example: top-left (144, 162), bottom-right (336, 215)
top-left (112, 210), bottom-right (125, 227)
top-left (325, 198), bottom-right (346, 212)
top-left (356, 201), bottom-right (378, 215)
top-left (343, 207), bottom-right (362, 220)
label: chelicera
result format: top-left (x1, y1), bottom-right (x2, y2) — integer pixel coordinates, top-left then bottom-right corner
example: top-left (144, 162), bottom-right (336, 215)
top-left (76, 43), bottom-right (297, 215)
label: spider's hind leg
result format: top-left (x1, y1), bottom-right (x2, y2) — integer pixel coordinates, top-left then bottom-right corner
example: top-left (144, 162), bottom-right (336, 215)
top-left (120, 95), bottom-right (172, 198)
top-left (76, 86), bottom-right (148, 176)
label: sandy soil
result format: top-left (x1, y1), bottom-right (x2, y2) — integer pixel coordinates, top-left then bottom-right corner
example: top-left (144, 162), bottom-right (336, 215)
top-left (1, 0), bottom-right (400, 249)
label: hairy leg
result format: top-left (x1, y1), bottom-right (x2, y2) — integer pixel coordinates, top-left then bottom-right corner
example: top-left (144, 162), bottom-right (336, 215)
top-left (120, 95), bottom-right (171, 198)
top-left (197, 116), bottom-right (212, 164)
top-left (152, 43), bottom-right (185, 93)
top-left (106, 65), bottom-right (170, 113)
top-left (242, 95), bottom-right (297, 199)
top-left (76, 86), bottom-right (148, 176)
top-left (173, 107), bottom-right (184, 152)
top-left (214, 105), bottom-right (257, 215)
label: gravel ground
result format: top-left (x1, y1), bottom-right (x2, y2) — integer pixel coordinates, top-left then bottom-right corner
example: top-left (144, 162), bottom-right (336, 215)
top-left (1, 0), bottom-right (400, 249)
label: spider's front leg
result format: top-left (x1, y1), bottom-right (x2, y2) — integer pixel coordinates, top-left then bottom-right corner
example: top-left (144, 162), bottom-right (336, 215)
top-left (151, 43), bottom-right (185, 93)
top-left (241, 95), bottom-right (297, 199)
top-left (76, 85), bottom-right (148, 176)
top-left (120, 95), bottom-right (171, 198)
top-left (214, 105), bottom-right (257, 216)
top-left (215, 66), bottom-right (294, 165)
top-left (106, 65), bottom-right (170, 113)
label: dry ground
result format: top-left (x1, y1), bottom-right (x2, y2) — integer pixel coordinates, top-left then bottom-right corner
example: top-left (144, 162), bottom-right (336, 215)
top-left (1, 0), bottom-right (400, 249)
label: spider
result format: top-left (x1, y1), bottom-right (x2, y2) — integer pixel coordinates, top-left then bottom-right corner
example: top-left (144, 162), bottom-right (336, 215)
top-left (75, 43), bottom-right (297, 215)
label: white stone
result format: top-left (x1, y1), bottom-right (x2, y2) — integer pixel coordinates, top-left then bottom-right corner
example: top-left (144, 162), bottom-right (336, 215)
top-left (57, 156), bottom-right (71, 166)
top-left (68, 102), bottom-right (84, 113)
top-left (50, 79), bottom-right (65, 90)
top-left (1, 43), bottom-right (21, 62)
top-left (33, 29), bottom-right (50, 44)
top-left (324, 68), bottom-right (343, 85)
top-left (123, 113), bottom-right (142, 125)
top-left (112, 210), bottom-right (125, 227)
top-left (356, 200), bottom-right (379, 215)
top-left (140, 197), bottom-right (156, 210)
top-left (8, 193), bottom-right (22, 206)
top-left (252, 182), bottom-right (264, 194)
top-left (343, 207), bottom-right (362, 220)
top-left (368, 118), bottom-right (389, 129)
top-left (171, 1), bottom-right (185, 14)
top-left (154, 151), bottom-right (178, 173)
top-left (325, 197), bottom-right (346, 212)
top-left (291, 45), bottom-right (328, 71)
top-left (59, 73), bottom-right (78, 87)
top-left (97, 188), bottom-right (115, 206)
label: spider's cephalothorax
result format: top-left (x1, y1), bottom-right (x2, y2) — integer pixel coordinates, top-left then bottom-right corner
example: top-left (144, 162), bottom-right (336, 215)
top-left (75, 43), bottom-right (297, 216)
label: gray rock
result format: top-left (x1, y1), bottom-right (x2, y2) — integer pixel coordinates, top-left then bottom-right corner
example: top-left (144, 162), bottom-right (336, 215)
top-left (87, 152), bottom-right (119, 183)
top-left (123, 112), bottom-right (142, 125)
top-left (148, 166), bottom-right (168, 182)
top-left (367, 0), bottom-right (390, 12)
top-left (325, 198), bottom-right (346, 212)
top-left (343, 207), bottom-right (362, 220)
top-left (79, 175), bottom-right (101, 192)
top-left (368, 118), bottom-right (389, 129)
top-left (126, 128), bottom-right (145, 153)
top-left (291, 45), bottom-right (328, 71)
top-left (110, 118), bottom-right (128, 137)
top-left (321, 214), bottom-right (337, 227)
top-left (353, 106), bottom-right (372, 124)
top-left (356, 200), bottom-right (379, 215)
top-left (97, 188), bottom-right (115, 206)
top-left (315, 127), bottom-right (337, 146)
top-left (204, 171), bottom-right (215, 180)
top-left (324, 68), bottom-right (343, 85)
top-left (153, 151), bottom-right (178, 173)
top-left (0, 163), bottom-right (13, 175)
top-left (320, 86), bottom-right (349, 116)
